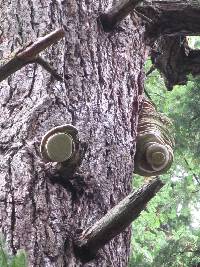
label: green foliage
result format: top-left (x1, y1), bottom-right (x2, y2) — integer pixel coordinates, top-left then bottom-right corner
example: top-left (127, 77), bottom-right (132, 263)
top-left (187, 36), bottom-right (200, 49)
top-left (129, 174), bottom-right (200, 267)
top-left (129, 45), bottom-right (200, 267)
top-left (0, 238), bottom-right (27, 267)
top-left (145, 58), bottom-right (200, 159)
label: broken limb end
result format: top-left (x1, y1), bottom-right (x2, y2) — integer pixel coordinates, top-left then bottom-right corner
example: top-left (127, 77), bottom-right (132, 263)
top-left (74, 178), bottom-right (164, 263)
top-left (99, 13), bottom-right (118, 32)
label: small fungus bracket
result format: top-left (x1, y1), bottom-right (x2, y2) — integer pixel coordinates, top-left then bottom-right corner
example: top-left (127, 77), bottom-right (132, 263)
top-left (40, 124), bottom-right (87, 179)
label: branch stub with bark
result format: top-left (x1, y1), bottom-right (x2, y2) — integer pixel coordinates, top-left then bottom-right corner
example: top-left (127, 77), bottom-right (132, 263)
top-left (0, 28), bottom-right (64, 82)
top-left (74, 177), bottom-right (164, 262)
top-left (100, 0), bottom-right (143, 32)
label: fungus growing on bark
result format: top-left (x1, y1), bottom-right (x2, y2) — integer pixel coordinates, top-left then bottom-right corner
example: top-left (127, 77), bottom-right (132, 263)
top-left (40, 124), bottom-right (87, 180)
top-left (40, 124), bottom-right (78, 163)
top-left (134, 98), bottom-right (175, 176)
top-left (45, 132), bottom-right (73, 162)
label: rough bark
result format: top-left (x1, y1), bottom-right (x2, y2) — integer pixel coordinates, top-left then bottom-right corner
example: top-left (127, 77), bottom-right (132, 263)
top-left (2, 0), bottom-right (200, 266)
top-left (147, 35), bottom-right (200, 89)
top-left (0, 1), bottom-right (146, 266)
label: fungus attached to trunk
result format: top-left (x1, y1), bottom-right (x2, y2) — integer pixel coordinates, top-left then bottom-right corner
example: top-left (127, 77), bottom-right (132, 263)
top-left (40, 124), bottom-right (87, 179)
top-left (45, 132), bottom-right (73, 162)
top-left (40, 124), bottom-right (78, 163)
top-left (134, 98), bottom-right (175, 176)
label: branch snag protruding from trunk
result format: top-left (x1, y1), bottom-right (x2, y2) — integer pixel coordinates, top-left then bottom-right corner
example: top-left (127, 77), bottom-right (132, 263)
top-left (74, 177), bottom-right (164, 262)
top-left (100, 0), bottom-right (143, 32)
top-left (0, 28), bottom-right (64, 82)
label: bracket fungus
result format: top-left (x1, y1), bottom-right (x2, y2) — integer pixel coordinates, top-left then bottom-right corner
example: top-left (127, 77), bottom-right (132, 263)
top-left (134, 98), bottom-right (175, 176)
top-left (40, 124), bottom-right (87, 179)
top-left (40, 124), bottom-right (78, 163)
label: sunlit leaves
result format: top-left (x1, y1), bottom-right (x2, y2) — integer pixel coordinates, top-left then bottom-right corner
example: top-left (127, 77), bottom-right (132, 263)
top-left (10, 251), bottom-right (27, 267)
top-left (0, 238), bottom-right (27, 267)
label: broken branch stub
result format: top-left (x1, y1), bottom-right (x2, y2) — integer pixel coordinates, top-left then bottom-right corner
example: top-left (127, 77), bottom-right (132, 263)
top-left (100, 0), bottom-right (143, 32)
top-left (74, 177), bottom-right (164, 262)
top-left (18, 28), bottom-right (64, 61)
top-left (0, 57), bottom-right (26, 83)
top-left (150, 36), bottom-right (200, 90)
top-left (0, 28), bottom-right (64, 82)
top-left (134, 98), bottom-right (175, 176)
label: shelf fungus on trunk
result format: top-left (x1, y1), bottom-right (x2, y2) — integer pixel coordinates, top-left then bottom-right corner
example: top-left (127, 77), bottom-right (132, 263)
top-left (40, 124), bottom-right (86, 178)
top-left (134, 98), bottom-right (175, 177)
top-left (40, 124), bottom-right (78, 163)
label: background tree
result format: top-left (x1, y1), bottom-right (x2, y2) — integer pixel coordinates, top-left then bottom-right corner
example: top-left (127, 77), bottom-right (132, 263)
top-left (1, 1), bottom-right (200, 267)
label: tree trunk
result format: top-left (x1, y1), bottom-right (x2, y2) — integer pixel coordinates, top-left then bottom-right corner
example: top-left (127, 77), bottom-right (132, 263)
top-left (2, 0), bottom-right (200, 266)
top-left (0, 1), bottom-right (146, 266)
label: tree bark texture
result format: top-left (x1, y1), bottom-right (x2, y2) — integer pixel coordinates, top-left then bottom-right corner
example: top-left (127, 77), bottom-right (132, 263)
top-left (141, 0), bottom-right (200, 38)
top-left (0, 1), bottom-right (146, 266)
top-left (148, 35), bottom-right (200, 90)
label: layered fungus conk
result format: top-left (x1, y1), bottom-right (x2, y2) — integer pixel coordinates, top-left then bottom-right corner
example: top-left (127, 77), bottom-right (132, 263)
top-left (134, 98), bottom-right (175, 177)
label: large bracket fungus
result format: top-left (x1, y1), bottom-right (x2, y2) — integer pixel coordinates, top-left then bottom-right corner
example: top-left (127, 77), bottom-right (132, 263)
top-left (134, 98), bottom-right (175, 176)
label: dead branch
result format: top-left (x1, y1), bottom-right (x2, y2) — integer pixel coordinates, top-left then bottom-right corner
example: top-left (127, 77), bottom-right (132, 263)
top-left (100, 0), bottom-right (143, 32)
top-left (150, 36), bottom-right (200, 90)
top-left (74, 177), bottom-right (164, 262)
top-left (0, 28), bottom-right (64, 82)
top-left (36, 57), bottom-right (63, 82)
